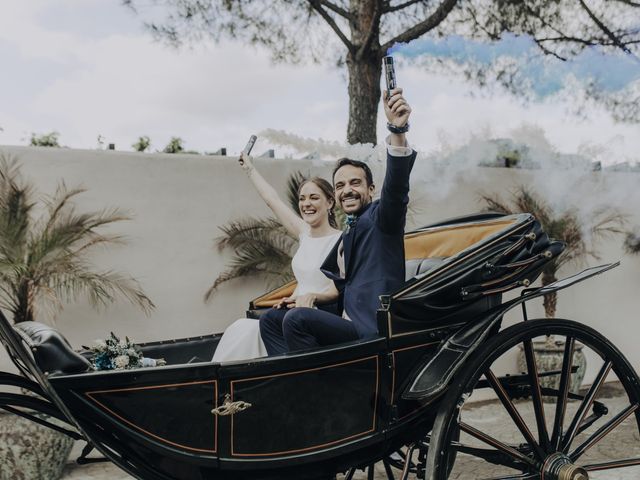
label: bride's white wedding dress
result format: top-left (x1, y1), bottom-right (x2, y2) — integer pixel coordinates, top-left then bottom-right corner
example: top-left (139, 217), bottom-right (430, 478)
top-left (212, 230), bottom-right (341, 362)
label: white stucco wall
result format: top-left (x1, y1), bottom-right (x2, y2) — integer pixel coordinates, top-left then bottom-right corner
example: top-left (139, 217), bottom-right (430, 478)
top-left (0, 145), bottom-right (638, 383)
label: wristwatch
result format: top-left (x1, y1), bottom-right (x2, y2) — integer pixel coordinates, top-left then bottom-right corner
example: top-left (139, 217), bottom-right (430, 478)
top-left (387, 122), bottom-right (409, 134)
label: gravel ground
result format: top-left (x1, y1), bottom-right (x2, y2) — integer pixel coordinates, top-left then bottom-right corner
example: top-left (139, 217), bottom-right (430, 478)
top-left (62, 392), bottom-right (640, 480)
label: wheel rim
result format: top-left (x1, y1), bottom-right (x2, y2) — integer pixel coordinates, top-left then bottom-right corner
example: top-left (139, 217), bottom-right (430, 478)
top-left (426, 319), bottom-right (640, 480)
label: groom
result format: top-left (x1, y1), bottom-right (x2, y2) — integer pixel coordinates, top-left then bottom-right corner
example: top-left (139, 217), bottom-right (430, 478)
top-left (260, 86), bottom-right (416, 353)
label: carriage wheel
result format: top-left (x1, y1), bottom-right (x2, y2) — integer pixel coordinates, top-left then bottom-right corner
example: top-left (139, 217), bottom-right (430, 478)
top-left (425, 319), bottom-right (640, 480)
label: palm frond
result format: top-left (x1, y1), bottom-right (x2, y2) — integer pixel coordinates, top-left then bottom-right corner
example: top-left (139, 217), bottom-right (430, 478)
top-left (50, 267), bottom-right (155, 315)
top-left (624, 230), bottom-right (640, 254)
top-left (479, 186), bottom-right (626, 271)
top-left (0, 157), bottom-right (154, 323)
top-left (42, 182), bottom-right (87, 235)
top-left (216, 217), bottom-right (297, 252)
top-left (206, 216), bottom-right (298, 301)
top-left (0, 156), bottom-right (35, 262)
top-left (286, 170), bottom-right (307, 214)
top-left (478, 193), bottom-right (513, 215)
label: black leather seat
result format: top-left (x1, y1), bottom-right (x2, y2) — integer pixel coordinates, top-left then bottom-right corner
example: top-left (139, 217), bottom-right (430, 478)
top-left (405, 257), bottom-right (446, 281)
top-left (14, 322), bottom-right (92, 376)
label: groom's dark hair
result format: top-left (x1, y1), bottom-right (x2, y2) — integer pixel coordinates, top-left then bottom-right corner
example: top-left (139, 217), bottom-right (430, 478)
top-left (332, 158), bottom-right (374, 187)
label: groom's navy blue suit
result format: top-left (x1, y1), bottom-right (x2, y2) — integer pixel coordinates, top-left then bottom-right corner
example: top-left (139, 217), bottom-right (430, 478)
top-left (320, 150), bottom-right (416, 338)
top-left (260, 148), bottom-right (416, 355)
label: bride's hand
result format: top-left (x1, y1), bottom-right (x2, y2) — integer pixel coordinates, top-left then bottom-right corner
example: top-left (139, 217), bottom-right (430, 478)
top-left (275, 296), bottom-right (294, 309)
top-left (239, 152), bottom-right (255, 173)
top-left (295, 294), bottom-right (316, 308)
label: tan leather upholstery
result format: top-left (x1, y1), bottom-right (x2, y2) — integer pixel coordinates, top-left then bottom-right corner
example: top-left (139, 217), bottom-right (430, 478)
top-left (404, 219), bottom-right (516, 259)
top-left (253, 280), bottom-right (297, 308)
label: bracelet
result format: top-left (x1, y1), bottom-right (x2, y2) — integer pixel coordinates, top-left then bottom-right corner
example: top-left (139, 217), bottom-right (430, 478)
top-left (387, 122), bottom-right (409, 134)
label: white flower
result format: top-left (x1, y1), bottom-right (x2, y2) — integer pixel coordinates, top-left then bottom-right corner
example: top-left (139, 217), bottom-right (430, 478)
top-left (94, 339), bottom-right (107, 351)
top-left (114, 355), bottom-right (130, 369)
top-left (126, 348), bottom-right (137, 357)
top-left (119, 339), bottom-right (129, 349)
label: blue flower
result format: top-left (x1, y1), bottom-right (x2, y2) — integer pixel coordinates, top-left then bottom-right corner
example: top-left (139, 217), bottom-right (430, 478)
top-left (345, 214), bottom-right (358, 229)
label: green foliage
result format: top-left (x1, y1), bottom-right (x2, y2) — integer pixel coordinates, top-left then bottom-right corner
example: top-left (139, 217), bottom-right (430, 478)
top-left (132, 136), bottom-right (151, 152)
top-left (162, 137), bottom-right (184, 154)
top-left (29, 132), bottom-right (60, 148)
top-left (0, 155), bottom-right (154, 323)
top-left (481, 186), bottom-right (627, 317)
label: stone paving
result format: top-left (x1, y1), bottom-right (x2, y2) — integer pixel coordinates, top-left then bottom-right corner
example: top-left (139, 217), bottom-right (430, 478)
top-left (61, 391), bottom-right (640, 480)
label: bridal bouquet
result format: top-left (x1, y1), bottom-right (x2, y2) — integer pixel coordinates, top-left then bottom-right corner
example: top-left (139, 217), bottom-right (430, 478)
top-left (88, 332), bottom-right (166, 371)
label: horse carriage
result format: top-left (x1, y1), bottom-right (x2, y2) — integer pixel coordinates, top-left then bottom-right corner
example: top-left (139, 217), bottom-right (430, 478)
top-left (1, 212), bottom-right (638, 480)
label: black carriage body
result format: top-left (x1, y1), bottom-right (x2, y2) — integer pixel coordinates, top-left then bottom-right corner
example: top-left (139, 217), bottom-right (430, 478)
top-left (1, 213), bottom-right (621, 480)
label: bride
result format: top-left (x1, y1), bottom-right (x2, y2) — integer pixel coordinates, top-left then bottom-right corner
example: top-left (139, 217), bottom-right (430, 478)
top-left (212, 151), bottom-right (342, 362)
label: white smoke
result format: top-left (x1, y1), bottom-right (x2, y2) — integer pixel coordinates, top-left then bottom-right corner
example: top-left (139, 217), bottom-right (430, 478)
top-left (259, 128), bottom-right (386, 165)
top-left (259, 125), bottom-right (639, 239)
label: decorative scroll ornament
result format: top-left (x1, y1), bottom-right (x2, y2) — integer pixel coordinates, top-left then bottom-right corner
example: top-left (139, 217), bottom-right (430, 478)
top-left (211, 394), bottom-right (252, 416)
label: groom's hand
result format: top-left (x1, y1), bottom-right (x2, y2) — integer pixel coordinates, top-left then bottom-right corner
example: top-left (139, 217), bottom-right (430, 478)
top-left (383, 87), bottom-right (411, 128)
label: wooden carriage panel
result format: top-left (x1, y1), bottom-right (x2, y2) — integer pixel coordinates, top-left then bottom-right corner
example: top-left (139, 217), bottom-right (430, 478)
top-left (228, 356), bottom-right (379, 457)
top-left (85, 380), bottom-right (218, 453)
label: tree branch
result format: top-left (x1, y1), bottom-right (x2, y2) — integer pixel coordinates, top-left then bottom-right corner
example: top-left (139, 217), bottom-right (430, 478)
top-left (383, 0), bottom-right (424, 14)
top-left (613, 0), bottom-right (640, 7)
top-left (532, 37), bottom-right (568, 61)
top-left (381, 0), bottom-right (459, 52)
top-left (318, 0), bottom-right (354, 21)
top-left (306, 0), bottom-right (355, 52)
top-left (577, 0), bottom-right (633, 54)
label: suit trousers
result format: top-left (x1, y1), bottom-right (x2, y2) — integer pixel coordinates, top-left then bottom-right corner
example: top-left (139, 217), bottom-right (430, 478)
top-left (259, 307), bottom-right (359, 356)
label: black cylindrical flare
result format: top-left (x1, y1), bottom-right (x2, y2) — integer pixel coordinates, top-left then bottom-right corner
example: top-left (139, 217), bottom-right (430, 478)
top-left (383, 56), bottom-right (396, 98)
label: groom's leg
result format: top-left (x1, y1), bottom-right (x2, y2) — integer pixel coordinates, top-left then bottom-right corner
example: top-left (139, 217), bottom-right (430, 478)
top-left (282, 308), bottom-right (359, 352)
top-left (259, 308), bottom-right (288, 356)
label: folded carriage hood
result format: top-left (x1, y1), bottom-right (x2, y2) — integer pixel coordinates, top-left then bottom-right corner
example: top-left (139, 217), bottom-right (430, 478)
top-left (401, 262), bottom-right (619, 402)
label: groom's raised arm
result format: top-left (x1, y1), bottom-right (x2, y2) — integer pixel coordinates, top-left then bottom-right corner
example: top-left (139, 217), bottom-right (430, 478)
top-left (376, 87), bottom-right (416, 234)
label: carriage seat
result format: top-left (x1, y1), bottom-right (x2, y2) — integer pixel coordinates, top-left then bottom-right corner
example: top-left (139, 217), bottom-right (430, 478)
top-left (404, 257), bottom-right (446, 281)
top-left (14, 321), bottom-right (92, 376)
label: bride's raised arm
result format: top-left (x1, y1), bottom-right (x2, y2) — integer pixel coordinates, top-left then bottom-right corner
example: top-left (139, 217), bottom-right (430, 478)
top-left (239, 152), bottom-right (307, 237)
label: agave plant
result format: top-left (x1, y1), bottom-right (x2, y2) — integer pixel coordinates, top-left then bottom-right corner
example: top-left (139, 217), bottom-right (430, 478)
top-left (0, 156), bottom-right (154, 323)
top-left (481, 186), bottom-right (627, 318)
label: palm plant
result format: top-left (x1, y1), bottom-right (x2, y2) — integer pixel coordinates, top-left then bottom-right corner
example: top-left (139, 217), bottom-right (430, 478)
top-left (625, 230), bottom-right (640, 255)
top-left (0, 156), bottom-right (154, 324)
top-left (205, 171), bottom-right (309, 301)
top-left (481, 186), bottom-right (627, 319)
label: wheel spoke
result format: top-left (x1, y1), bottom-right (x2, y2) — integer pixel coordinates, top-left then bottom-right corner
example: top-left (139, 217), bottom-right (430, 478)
top-left (522, 338), bottom-right (550, 451)
top-left (400, 443), bottom-right (416, 480)
top-left (459, 422), bottom-right (536, 467)
top-left (480, 474), bottom-right (537, 480)
top-left (551, 337), bottom-right (575, 450)
top-left (561, 360), bottom-right (612, 453)
top-left (454, 443), bottom-right (527, 470)
top-left (382, 458), bottom-right (396, 480)
top-left (484, 369), bottom-right (546, 460)
top-left (569, 403), bottom-right (639, 461)
top-left (583, 457), bottom-right (640, 471)
top-left (344, 467), bottom-right (356, 480)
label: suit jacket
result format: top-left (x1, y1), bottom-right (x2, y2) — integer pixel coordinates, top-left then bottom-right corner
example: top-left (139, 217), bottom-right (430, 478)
top-left (321, 150), bottom-right (416, 338)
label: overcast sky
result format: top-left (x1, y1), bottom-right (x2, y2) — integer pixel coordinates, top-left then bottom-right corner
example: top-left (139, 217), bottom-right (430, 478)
top-left (0, 0), bottom-right (638, 165)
